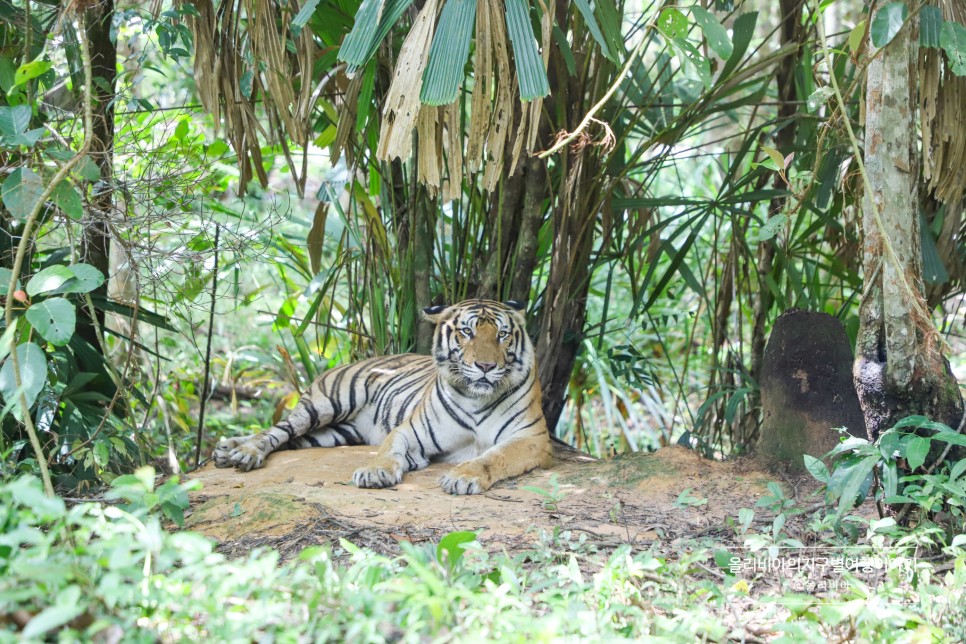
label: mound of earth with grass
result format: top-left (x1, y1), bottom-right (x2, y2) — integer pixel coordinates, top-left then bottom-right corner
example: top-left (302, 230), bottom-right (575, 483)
top-left (187, 445), bottom-right (802, 559)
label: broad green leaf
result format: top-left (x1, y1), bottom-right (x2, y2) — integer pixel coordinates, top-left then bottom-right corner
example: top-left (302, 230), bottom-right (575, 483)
top-left (657, 7), bottom-right (687, 40)
top-left (13, 59), bottom-right (52, 88)
top-left (0, 104), bottom-right (30, 136)
top-left (4, 126), bottom-right (44, 147)
top-left (2, 167), bottom-right (45, 222)
top-left (0, 321), bottom-right (16, 364)
top-left (437, 530), bottom-right (477, 571)
top-left (803, 454), bottom-right (830, 483)
top-left (174, 119), bottom-right (189, 140)
top-left (892, 414), bottom-right (929, 429)
top-left (25, 297), bottom-right (76, 346)
top-left (503, 0), bottom-right (550, 101)
top-left (757, 214), bottom-right (787, 242)
top-left (573, 0), bottom-right (614, 61)
top-left (0, 56), bottom-right (15, 92)
top-left (422, 0), bottom-right (476, 105)
top-left (870, 2), bottom-right (907, 48)
top-left (941, 21), bottom-right (966, 76)
top-left (0, 342), bottom-right (47, 419)
top-left (761, 145), bottom-right (787, 170)
top-left (905, 435), bottom-right (930, 470)
top-left (26, 265), bottom-right (73, 297)
top-left (0, 267), bottom-right (19, 296)
top-left (951, 458), bottom-right (966, 482)
top-left (56, 263), bottom-right (105, 294)
top-left (919, 6), bottom-right (942, 48)
top-left (74, 155), bottom-right (102, 181)
top-left (668, 38), bottom-right (711, 87)
top-left (692, 7), bottom-right (733, 60)
top-left (50, 180), bottom-right (84, 220)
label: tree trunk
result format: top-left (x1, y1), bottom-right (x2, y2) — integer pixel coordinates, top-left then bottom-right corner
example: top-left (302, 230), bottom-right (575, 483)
top-left (854, 2), bottom-right (962, 440)
top-left (79, 0), bottom-right (116, 350)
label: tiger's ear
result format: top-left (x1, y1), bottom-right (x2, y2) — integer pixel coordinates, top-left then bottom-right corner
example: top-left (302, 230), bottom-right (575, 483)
top-left (504, 300), bottom-right (526, 312)
top-left (422, 304), bottom-right (448, 323)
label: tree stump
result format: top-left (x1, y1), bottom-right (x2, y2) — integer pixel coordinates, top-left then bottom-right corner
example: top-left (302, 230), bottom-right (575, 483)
top-left (757, 309), bottom-right (866, 472)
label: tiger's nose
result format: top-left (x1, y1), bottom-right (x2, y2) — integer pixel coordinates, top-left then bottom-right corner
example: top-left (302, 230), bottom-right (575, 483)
top-left (476, 362), bottom-right (497, 373)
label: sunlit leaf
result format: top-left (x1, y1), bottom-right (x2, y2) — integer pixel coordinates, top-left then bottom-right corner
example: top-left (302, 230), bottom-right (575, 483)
top-left (905, 435), bottom-right (930, 470)
top-left (657, 7), bottom-right (687, 40)
top-left (26, 265), bottom-right (73, 297)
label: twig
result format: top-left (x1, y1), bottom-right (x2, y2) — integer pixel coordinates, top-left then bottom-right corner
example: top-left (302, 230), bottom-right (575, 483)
top-left (537, 26), bottom-right (652, 159)
top-left (195, 224), bottom-right (220, 467)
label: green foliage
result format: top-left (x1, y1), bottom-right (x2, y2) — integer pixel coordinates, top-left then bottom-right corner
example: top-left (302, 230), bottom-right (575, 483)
top-left (811, 416), bottom-right (966, 541)
top-left (941, 20), bottom-right (966, 75)
top-left (522, 474), bottom-right (565, 511)
top-left (3, 474), bottom-right (966, 640)
top-left (106, 466), bottom-right (199, 527)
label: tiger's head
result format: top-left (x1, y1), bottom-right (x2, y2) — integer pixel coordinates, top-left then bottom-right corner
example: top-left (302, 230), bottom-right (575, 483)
top-left (423, 299), bottom-right (534, 398)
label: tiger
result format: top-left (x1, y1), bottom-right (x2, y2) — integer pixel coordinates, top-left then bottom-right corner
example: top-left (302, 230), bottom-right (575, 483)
top-left (213, 299), bottom-right (553, 494)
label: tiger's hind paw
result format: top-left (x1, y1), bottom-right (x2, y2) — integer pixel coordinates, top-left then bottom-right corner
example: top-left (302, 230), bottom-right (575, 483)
top-left (353, 461), bottom-right (403, 489)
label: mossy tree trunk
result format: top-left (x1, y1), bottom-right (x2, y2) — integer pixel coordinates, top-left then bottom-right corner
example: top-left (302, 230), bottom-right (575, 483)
top-left (853, 2), bottom-right (963, 441)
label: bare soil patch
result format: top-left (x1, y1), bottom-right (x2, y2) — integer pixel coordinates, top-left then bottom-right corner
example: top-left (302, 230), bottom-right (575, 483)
top-left (187, 445), bottom-right (795, 559)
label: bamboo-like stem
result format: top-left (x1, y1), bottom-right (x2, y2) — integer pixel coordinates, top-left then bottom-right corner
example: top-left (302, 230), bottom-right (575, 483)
top-left (3, 13), bottom-right (94, 497)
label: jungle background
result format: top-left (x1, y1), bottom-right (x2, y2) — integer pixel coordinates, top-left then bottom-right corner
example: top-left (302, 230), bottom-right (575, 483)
top-left (2, 0), bottom-right (966, 639)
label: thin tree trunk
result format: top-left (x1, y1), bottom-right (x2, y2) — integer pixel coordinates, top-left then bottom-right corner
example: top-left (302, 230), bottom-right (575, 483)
top-left (79, 0), bottom-right (116, 350)
top-left (854, 2), bottom-right (962, 440)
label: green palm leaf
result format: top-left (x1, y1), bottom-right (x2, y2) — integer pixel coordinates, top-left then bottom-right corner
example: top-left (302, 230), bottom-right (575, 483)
top-left (421, 0), bottom-right (478, 105)
top-left (504, 0), bottom-right (549, 101)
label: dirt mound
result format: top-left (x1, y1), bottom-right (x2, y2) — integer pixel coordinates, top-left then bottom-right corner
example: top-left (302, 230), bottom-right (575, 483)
top-left (187, 445), bottom-right (787, 557)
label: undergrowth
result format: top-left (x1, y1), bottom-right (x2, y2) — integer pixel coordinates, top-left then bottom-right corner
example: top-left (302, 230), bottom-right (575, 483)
top-left (3, 453), bottom-right (966, 642)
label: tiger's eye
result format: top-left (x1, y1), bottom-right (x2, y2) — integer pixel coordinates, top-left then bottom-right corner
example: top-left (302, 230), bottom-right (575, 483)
top-left (460, 327), bottom-right (473, 337)
top-left (498, 330), bottom-right (509, 339)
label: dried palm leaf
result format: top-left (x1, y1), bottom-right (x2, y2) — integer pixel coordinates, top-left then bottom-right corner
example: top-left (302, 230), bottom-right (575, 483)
top-left (377, 0), bottom-right (441, 162)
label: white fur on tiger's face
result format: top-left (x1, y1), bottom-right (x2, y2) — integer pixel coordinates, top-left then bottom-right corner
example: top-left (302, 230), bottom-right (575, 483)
top-left (428, 299), bottom-right (531, 398)
top-left (213, 299), bottom-right (552, 495)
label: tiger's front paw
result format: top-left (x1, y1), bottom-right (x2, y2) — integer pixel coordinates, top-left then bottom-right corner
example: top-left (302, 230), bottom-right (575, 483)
top-left (440, 463), bottom-right (490, 495)
top-left (353, 460), bottom-right (403, 489)
top-left (214, 437), bottom-right (269, 472)
top-left (213, 437), bottom-right (246, 468)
